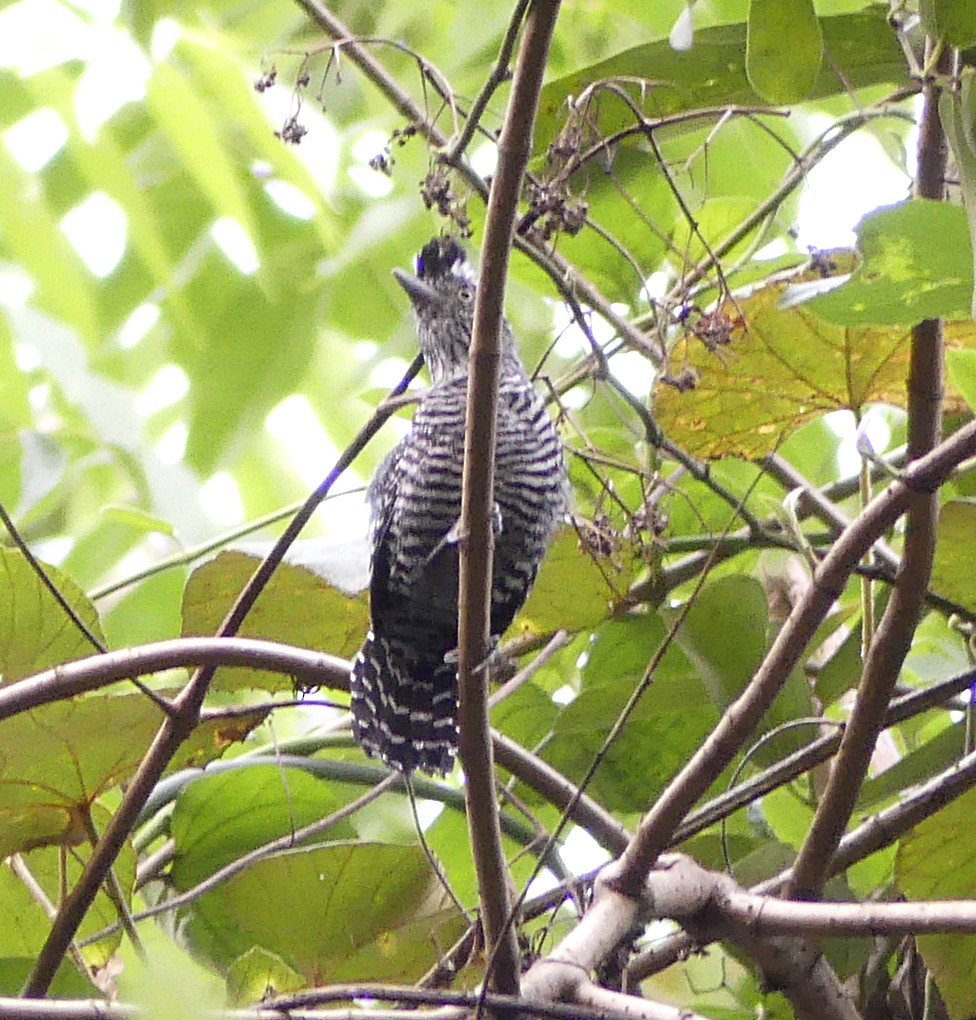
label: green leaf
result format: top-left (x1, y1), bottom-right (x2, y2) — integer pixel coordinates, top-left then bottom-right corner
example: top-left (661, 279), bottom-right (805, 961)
top-left (542, 616), bottom-right (714, 812)
top-left (145, 61), bottom-right (254, 237)
top-left (672, 575), bottom-right (813, 760)
top-left (99, 503), bottom-right (176, 536)
top-left (535, 8), bottom-right (904, 153)
top-left (858, 722), bottom-right (963, 812)
top-left (181, 842), bottom-right (467, 982)
top-left (806, 201), bottom-right (975, 326)
top-left (747, 0), bottom-right (823, 104)
top-left (181, 551), bottom-right (368, 689)
top-left (897, 785), bottom-right (976, 1019)
top-left (931, 501), bottom-right (976, 612)
top-left (0, 958), bottom-right (100, 998)
top-left (0, 315), bottom-right (30, 430)
top-left (103, 568), bottom-right (187, 648)
top-left (170, 765), bottom-right (358, 889)
top-left (948, 347), bottom-right (976, 412)
top-left (671, 575), bottom-right (768, 708)
top-left (179, 269), bottom-right (319, 474)
top-left (226, 947), bottom-right (304, 1005)
top-left (0, 818), bottom-right (133, 967)
top-left (517, 526), bottom-right (637, 635)
top-left (0, 147), bottom-right (96, 343)
top-left (176, 34), bottom-right (338, 252)
top-left (22, 67), bottom-right (185, 329)
top-left (0, 548), bottom-right (104, 683)
top-left (0, 694), bottom-right (264, 857)
top-left (491, 680), bottom-right (559, 752)
top-left (115, 919), bottom-right (225, 1020)
top-left (920, 0), bottom-right (976, 46)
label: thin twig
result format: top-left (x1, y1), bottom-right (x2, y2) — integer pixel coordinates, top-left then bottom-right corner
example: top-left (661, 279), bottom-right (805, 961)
top-left (295, 0), bottom-right (661, 363)
top-left (0, 499), bottom-right (106, 653)
top-left (447, 0), bottom-right (530, 161)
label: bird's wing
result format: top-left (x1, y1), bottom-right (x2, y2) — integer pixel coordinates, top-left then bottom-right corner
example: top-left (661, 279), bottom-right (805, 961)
top-left (368, 383), bottom-right (467, 628)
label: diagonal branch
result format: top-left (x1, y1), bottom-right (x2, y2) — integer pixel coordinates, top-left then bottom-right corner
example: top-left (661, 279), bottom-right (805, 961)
top-left (617, 698), bottom-right (976, 983)
top-left (294, 0), bottom-right (656, 361)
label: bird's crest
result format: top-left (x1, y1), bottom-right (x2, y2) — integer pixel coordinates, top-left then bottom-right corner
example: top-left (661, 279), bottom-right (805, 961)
top-left (416, 237), bottom-right (475, 284)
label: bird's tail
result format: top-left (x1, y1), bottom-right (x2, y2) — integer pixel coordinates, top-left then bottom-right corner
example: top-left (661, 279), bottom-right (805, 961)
top-left (350, 630), bottom-right (458, 775)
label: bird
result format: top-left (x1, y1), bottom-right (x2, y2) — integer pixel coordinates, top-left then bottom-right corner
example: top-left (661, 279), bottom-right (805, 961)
top-left (349, 236), bottom-right (567, 775)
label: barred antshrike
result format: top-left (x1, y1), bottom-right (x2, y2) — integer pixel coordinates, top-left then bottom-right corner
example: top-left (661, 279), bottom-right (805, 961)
top-left (350, 237), bottom-right (566, 774)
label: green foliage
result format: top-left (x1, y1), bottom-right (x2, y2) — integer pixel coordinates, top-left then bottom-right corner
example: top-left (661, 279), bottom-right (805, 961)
top-left (897, 786), bottom-right (976, 1018)
top-left (1, 0), bottom-right (975, 1016)
top-left (181, 842), bottom-right (467, 983)
top-left (0, 693), bottom-right (263, 857)
top-left (931, 501), bottom-right (976, 611)
top-left (168, 765), bottom-right (360, 888)
top-left (807, 200), bottom-right (975, 325)
top-left (921, 0), bottom-right (976, 47)
top-left (181, 550), bottom-right (369, 687)
top-left (747, 0), bottom-right (824, 104)
top-left (0, 548), bottom-right (104, 681)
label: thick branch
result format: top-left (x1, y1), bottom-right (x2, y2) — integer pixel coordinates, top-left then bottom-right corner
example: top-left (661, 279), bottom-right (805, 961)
top-left (0, 638), bottom-right (348, 721)
top-left (456, 0), bottom-right (561, 995)
top-left (492, 732), bottom-right (630, 855)
top-left (629, 732), bottom-right (976, 982)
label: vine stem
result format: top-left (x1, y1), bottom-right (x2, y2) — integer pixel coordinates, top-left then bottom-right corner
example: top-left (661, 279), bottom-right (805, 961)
top-left (786, 39), bottom-right (952, 902)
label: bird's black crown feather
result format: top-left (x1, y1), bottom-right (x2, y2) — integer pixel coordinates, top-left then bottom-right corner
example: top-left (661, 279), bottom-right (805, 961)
top-left (416, 237), bottom-right (472, 282)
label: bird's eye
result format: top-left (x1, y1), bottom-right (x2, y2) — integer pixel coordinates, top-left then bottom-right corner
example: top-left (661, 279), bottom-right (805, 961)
top-left (457, 286), bottom-right (474, 303)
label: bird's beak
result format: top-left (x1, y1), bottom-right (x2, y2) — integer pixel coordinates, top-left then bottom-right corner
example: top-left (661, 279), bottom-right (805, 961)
top-left (393, 268), bottom-right (440, 309)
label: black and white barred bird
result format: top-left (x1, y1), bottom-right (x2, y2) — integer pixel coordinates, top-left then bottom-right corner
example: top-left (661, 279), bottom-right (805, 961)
top-left (350, 237), bottom-right (567, 775)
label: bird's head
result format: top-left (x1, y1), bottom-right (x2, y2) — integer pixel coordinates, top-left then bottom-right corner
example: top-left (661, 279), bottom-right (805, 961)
top-left (393, 237), bottom-right (515, 383)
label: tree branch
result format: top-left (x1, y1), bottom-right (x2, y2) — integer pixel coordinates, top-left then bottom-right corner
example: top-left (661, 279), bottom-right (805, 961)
top-left (446, 0), bottom-right (530, 162)
top-left (0, 637), bottom-right (349, 721)
top-left (294, 0), bottom-right (657, 362)
top-left (629, 727), bottom-right (976, 982)
top-left (455, 0), bottom-right (561, 995)
top-left (491, 732), bottom-right (630, 855)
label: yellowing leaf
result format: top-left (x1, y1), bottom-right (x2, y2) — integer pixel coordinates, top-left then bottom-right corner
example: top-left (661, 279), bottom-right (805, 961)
top-left (0, 694), bottom-right (265, 857)
top-left (655, 280), bottom-right (976, 458)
